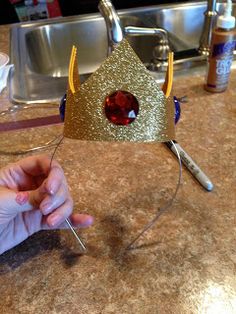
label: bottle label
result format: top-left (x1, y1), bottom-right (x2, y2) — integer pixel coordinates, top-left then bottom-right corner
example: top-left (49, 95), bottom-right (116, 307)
top-left (205, 32), bottom-right (236, 92)
top-left (212, 40), bottom-right (236, 57)
top-left (216, 58), bottom-right (233, 75)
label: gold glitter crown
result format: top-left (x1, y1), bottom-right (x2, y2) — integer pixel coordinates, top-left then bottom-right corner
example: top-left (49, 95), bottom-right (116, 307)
top-left (64, 39), bottom-right (175, 142)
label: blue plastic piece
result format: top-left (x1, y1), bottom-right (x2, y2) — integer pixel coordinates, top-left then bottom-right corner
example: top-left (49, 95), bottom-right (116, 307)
top-left (174, 96), bottom-right (181, 124)
top-left (59, 94), bottom-right (66, 121)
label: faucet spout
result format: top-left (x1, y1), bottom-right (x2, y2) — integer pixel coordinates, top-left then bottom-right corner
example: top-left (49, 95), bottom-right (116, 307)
top-left (198, 0), bottom-right (218, 55)
top-left (98, 0), bottom-right (124, 54)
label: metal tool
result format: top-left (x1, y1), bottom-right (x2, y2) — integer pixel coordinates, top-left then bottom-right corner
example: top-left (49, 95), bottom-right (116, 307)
top-left (65, 218), bottom-right (87, 251)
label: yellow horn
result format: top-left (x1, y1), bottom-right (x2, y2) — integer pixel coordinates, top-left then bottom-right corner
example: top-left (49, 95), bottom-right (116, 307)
top-left (68, 45), bottom-right (80, 94)
top-left (162, 52), bottom-right (174, 98)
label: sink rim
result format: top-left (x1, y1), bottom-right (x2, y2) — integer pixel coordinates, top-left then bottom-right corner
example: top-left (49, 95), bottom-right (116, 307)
top-left (9, 0), bottom-right (235, 105)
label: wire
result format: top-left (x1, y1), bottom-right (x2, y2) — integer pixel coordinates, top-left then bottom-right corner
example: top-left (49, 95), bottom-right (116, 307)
top-left (0, 103), bottom-right (60, 155)
top-left (0, 135), bottom-right (63, 155)
top-left (49, 135), bottom-right (87, 252)
top-left (126, 140), bottom-right (182, 250)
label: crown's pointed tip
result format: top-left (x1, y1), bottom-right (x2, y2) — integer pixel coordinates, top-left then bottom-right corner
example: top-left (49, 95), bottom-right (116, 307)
top-left (65, 39), bottom-right (175, 141)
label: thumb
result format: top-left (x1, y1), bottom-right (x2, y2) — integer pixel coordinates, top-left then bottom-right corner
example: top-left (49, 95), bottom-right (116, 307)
top-left (0, 186), bottom-right (46, 223)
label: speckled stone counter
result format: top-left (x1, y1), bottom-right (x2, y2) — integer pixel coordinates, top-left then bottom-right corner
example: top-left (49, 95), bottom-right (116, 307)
top-left (0, 25), bottom-right (236, 314)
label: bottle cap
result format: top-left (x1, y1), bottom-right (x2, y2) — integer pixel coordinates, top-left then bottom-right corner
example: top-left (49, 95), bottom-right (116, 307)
top-left (217, 15), bottom-right (235, 29)
top-left (217, 0), bottom-right (236, 29)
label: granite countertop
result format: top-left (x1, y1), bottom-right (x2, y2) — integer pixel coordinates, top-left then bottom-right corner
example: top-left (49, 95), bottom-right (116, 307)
top-left (0, 24), bottom-right (236, 314)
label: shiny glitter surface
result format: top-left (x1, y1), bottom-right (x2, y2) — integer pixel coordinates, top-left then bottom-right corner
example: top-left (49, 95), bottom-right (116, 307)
top-left (64, 39), bottom-right (175, 142)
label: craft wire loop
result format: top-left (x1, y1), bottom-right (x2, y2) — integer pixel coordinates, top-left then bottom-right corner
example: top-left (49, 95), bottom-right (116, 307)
top-left (0, 104), bottom-right (62, 155)
top-left (126, 140), bottom-right (182, 250)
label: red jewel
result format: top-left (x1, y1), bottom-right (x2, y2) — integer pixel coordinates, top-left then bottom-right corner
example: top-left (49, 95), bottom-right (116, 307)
top-left (104, 90), bottom-right (139, 125)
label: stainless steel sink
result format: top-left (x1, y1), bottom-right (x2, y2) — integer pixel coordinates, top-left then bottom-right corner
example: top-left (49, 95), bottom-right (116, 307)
top-left (9, 1), bottom-right (236, 104)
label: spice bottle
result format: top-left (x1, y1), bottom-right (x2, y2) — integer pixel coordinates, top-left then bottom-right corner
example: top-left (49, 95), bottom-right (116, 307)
top-left (205, 0), bottom-right (236, 93)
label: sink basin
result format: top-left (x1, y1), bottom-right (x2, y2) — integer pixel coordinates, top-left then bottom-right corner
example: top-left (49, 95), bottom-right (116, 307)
top-left (9, 1), bottom-right (236, 104)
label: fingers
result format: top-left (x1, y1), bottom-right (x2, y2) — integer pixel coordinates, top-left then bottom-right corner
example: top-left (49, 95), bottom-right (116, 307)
top-left (0, 185), bottom-right (93, 230)
top-left (12, 154), bottom-right (65, 189)
top-left (0, 154), bottom-right (73, 223)
top-left (17, 156), bottom-right (71, 224)
top-left (42, 213), bottom-right (94, 230)
top-left (45, 198), bottom-right (74, 227)
top-left (0, 154), bottom-right (62, 191)
top-left (15, 154), bottom-right (53, 177)
top-left (39, 183), bottom-right (94, 230)
top-left (70, 213), bottom-right (94, 228)
top-left (0, 187), bottom-right (35, 223)
top-left (43, 162), bottom-right (67, 196)
top-left (39, 184), bottom-right (68, 215)
top-left (38, 176), bottom-right (73, 228)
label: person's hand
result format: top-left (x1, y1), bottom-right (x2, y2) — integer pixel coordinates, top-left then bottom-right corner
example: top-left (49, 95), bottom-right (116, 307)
top-left (0, 154), bottom-right (93, 255)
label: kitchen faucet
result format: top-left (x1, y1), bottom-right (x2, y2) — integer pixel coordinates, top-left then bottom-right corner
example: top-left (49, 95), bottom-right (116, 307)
top-left (198, 0), bottom-right (218, 55)
top-left (98, 0), bottom-right (170, 65)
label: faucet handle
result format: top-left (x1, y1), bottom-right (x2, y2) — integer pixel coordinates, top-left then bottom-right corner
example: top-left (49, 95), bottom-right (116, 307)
top-left (125, 26), bottom-right (170, 61)
top-left (98, 0), bottom-right (170, 63)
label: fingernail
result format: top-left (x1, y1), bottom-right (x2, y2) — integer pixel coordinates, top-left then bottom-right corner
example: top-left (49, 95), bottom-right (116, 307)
top-left (46, 186), bottom-right (55, 195)
top-left (80, 216), bottom-right (94, 228)
top-left (48, 188), bottom-right (55, 195)
top-left (44, 181), bottom-right (55, 195)
top-left (15, 191), bottom-right (29, 206)
top-left (49, 214), bottom-right (62, 227)
top-left (41, 203), bottom-right (52, 215)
